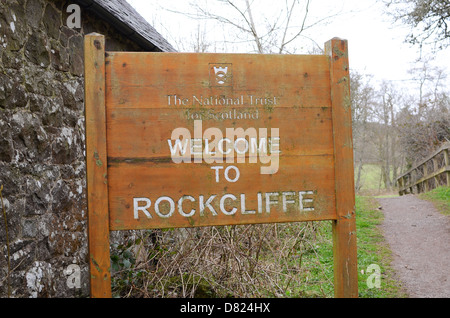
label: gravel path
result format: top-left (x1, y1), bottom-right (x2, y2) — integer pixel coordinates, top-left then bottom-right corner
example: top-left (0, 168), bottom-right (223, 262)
top-left (377, 194), bottom-right (450, 298)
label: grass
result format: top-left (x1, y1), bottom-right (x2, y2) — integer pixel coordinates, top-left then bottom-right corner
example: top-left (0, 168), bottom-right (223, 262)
top-left (357, 164), bottom-right (384, 192)
top-left (356, 164), bottom-right (399, 197)
top-left (418, 186), bottom-right (450, 216)
top-left (299, 195), bottom-right (408, 298)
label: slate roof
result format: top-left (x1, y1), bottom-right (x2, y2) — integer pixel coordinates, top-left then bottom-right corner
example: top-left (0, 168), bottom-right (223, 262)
top-left (74, 0), bottom-right (176, 52)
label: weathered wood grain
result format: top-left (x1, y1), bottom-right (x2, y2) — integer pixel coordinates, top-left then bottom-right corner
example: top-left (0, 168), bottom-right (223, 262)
top-left (84, 33), bottom-right (111, 298)
top-left (325, 38), bottom-right (358, 298)
top-left (84, 37), bottom-right (358, 298)
top-left (105, 52), bottom-right (331, 109)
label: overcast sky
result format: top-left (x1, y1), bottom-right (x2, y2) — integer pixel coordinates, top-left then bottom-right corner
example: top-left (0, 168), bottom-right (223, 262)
top-left (126, 0), bottom-right (449, 91)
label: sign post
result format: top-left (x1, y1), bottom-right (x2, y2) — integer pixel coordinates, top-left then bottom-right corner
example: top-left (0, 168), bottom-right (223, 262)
top-left (326, 39), bottom-right (358, 298)
top-left (84, 33), bottom-right (111, 298)
top-left (84, 33), bottom-right (358, 298)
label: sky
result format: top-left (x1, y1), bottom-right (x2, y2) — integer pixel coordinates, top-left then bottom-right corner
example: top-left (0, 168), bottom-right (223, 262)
top-left (126, 0), bottom-right (450, 92)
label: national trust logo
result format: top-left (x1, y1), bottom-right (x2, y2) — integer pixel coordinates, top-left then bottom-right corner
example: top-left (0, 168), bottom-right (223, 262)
top-left (210, 63), bottom-right (232, 87)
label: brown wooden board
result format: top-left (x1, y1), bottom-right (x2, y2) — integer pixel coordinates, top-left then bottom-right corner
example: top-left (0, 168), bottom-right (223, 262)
top-left (84, 34), bottom-right (358, 298)
top-left (105, 52), bottom-right (337, 230)
top-left (325, 39), bottom-right (359, 298)
top-left (84, 34), bottom-right (112, 298)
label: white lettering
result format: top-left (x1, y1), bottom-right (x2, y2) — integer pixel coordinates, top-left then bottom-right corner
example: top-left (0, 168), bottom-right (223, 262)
top-left (260, 128), bottom-right (280, 174)
top-left (240, 194), bottom-right (255, 214)
top-left (211, 166), bottom-right (223, 183)
top-left (282, 191), bottom-right (296, 212)
top-left (178, 195), bottom-right (196, 217)
top-left (133, 198), bottom-right (152, 219)
top-left (154, 196), bottom-right (175, 218)
top-left (218, 138), bottom-right (232, 155)
top-left (299, 191), bottom-right (314, 211)
top-left (257, 192), bottom-right (263, 213)
top-left (168, 126), bottom-right (191, 163)
top-left (190, 138), bottom-right (203, 155)
top-left (199, 195), bottom-right (217, 216)
top-left (132, 190), bottom-right (315, 219)
top-left (167, 122), bottom-right (280, 174)
top-left (220, 194), bottom-right (237, 215)
top-left (250, 137), bottom-right (267, 155)
top-left (235, 137), bottom-right (249, 155)
top-left (224, 166), bottom-right (240, 183)
top-left (168, 139), bottom-right (189, 156)
top-left (193, 120), bottom-right (203, 163)
top-left (265, 192), bottom-right (278, 213)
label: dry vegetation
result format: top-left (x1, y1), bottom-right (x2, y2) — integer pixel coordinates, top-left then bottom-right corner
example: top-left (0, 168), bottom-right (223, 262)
top-left (111, 222), bottom-right (333, 298)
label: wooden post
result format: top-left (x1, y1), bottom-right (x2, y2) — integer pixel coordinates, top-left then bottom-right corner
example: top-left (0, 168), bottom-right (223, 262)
top-left (398, 176), bottom-right (404, 195)
top-left (444, 149), bottom-right (450, 187)
top-left (325, 38), bottom-right (358, 298)
top-left (84, 33), bottom-right (112, 298)
top-left (422, 162), bottom-right (429, 192)
top-left (432, 158), bottom-right (439, 188)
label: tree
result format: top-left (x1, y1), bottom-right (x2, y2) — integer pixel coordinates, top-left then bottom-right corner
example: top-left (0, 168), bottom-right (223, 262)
top-left (165, 0), bottom-right (339, 54)
top-left (384, 0), bottom-right (450, 50)
top-left (395, 60), bottom-right (450, 169)
top-left (368, 81), bottom-right (404, 190)
top-left (350, 71), bottom-right (376, 191)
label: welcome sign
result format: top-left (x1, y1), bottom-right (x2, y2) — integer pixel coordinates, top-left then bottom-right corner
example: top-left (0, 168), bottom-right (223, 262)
top-left (84, 33), bottom-right (358, 298)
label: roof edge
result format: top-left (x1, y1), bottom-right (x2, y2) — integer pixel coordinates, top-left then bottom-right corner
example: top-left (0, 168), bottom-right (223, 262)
top-left (74, 0), bottom-right (176, 52)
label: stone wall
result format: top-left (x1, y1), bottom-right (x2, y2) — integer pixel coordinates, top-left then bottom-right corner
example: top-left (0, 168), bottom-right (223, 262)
top-left (0, 0), bottom-right (149, 297)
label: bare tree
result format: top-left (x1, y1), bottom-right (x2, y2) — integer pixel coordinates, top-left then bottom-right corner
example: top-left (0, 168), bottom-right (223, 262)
top-left (368, 81), bottom-right (405, 190)
top-left (165, 0), bottom-right (339, 54)
top-left (398, 62), bottom-right (450, 166)
top-left (350, 71), bottom-right (377, 191)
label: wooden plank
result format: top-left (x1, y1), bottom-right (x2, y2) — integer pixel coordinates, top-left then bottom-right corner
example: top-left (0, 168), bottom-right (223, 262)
top-left (104, 51), bottom-right (338, 230)
top-left (84, 33), bottom-right (111, 298)
top-left (325, 38), bottom-right (358, 298)
top-left (108, 155), bottom-right (336, 230)
top-left (106, 107), bottom-right (334, 159)
top-left (396, 142), bottom-right (450, 182)
top-left (397, 143), bottom-right (450, 193)
top-left (399, 165), bottom-right (450, 192)
top-left (105, 52), bottom-right (331, 109)
top-left (445, 149), bottom-right (450, 186)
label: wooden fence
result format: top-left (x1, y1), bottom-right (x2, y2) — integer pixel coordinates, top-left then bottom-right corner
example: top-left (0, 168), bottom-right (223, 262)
top-left (396, 142), bottom-right (450, 195)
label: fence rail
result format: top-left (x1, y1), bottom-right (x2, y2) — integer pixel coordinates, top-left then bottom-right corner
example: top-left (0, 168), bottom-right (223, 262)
top-left (397, 143), bottom-right (450, 196)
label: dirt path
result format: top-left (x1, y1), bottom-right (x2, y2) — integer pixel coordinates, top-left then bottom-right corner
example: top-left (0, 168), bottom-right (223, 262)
top-left (377, 194), bottom-right (450, 298)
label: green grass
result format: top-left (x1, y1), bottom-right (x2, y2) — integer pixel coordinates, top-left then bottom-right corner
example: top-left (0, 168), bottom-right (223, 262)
top-left (289, 195), bottom-right (408, 298)
top-left (356, 164), bottom-right (400, 197)
top-left (419, 186), bottom-right (450, 216)
top-left (357, 164), bottom-right (384, 191)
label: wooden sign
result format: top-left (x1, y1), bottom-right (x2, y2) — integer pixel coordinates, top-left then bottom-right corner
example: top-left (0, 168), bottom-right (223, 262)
top-left (84, 33), bottom-right (358, 298)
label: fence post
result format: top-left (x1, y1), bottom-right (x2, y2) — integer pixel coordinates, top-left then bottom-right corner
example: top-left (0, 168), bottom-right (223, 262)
top-left (432, 158), bottom-right (439, 188)
top-left (84, 33), bottom-right (112, 298)
top-left (444, 149), bottom-right (450, 187)
top-left (423, 164), bottom-right (428, 192)
top-left (325, 38), bottom-right (358, 298)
